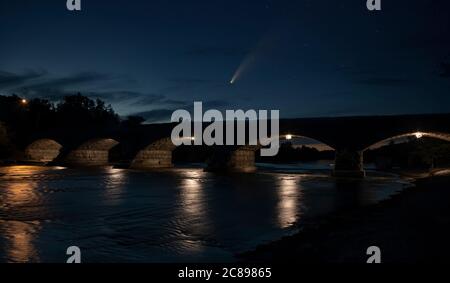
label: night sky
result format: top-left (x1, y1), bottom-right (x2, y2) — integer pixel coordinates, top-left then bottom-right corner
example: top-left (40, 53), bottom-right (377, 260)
top-left (1, 0), bottom-right (450, 122)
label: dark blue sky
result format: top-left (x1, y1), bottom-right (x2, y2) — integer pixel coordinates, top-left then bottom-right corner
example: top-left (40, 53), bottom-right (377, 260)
top-left (1, 0), bottom-right (449, 122)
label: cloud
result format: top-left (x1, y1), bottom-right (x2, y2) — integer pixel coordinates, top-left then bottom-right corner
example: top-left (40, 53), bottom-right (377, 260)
top-left (0, 70), bottom-right (116, 100)
top-left (157, 77), bottom-right (218, 96)
top-left (185, 47), bottom-right (247, 57)
top-left (0, 69), bottom-right (232, 122)
top-left (0, 70), bottom-right (225, 106)
top-left (162, 99), bottom-right (190, 106)
top-left (24, 72), bottom-right (111, 90)
top-left (129, 94), bottom-right (165, 105)
top-left (201, 100), bottom-right (230, 108)
top-left (0, 70), bottom-right (46, 88)
top-left (131, 109), bottom-right (175, 123)
top-left (0, 70), bottom-right (155, 106)
top-left (129, 99), bottom-right (232, 123)
top-left (19, 87), bottom-right (72, 101)
top-left (86, 90), bottom-right (150, 103)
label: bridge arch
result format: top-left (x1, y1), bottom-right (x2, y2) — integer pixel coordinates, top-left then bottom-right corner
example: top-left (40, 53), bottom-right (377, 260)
top-left (65, 138), bottom-right (119, 166)
top-left (131, 138), bottom-right (176, 169)
top-left (205, 134), bottom-right (336, 173)
top-left (278, 134), bottom-right (335, 151)
top-left (24, 139), bottom-right (63, 163)
top-left (364, 131), bottom-right (450, 151)
top-left (362, 131), bottom-right (450, 171)
top-left (332, 132), bottom-right (450, 178)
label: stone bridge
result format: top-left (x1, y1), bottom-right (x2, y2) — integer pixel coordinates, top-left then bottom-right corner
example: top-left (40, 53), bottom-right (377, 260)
top-left (20, 113), bottom-right (450, 177)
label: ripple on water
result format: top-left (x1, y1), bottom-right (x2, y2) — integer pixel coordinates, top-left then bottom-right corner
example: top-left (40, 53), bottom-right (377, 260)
top-left (0, 165), bottom-right (410, 262)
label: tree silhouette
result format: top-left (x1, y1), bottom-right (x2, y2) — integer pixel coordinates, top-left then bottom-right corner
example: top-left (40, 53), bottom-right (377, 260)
top-left (0, 93), bottom-right (120, 150)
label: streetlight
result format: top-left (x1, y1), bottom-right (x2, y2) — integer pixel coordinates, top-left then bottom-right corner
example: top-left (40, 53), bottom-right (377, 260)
top-left (286, 134), bottom-right (293, 140)
top-left (21, 98), bottom-right (28, 105)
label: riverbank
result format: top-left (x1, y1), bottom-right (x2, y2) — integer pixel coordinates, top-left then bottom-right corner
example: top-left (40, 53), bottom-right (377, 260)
top-left (239, 174), bottom-right (450, 263)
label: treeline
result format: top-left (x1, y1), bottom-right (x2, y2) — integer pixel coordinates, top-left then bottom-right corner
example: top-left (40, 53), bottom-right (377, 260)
top-left (365, 138), bottom-right (450, 170)
top-left (0, 93), bottom-right (119, 128)
top-left (171, 143), bottom-right (335, 164)
top-left (0, 94), bottom-right (143, 158)
top-left (257, 143), bottom-right (335, 163)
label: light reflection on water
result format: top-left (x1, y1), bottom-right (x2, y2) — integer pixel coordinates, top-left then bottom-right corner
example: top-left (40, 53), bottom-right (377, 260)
top-left (0, 220), bottom-right (41, 263)
top-left (0, 165), bottom-right (409, 263)
top-left (102, 168), bottom-right (127, 206)
top-left (177, 170), bottom-right (208, 253)
top-left (179, 170), bottom-right (206, 217)
top-left (277, 176), bottom-right (302, 229)
top-left (0, 166), bottom-right (50, 263)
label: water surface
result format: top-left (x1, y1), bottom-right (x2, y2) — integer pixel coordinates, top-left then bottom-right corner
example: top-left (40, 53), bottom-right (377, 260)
top-left (0, 164), bottom-right (410, 262)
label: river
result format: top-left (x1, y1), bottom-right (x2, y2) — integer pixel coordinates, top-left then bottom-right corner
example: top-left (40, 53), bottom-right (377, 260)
top-left (0, 162), bottom-right (410, 263)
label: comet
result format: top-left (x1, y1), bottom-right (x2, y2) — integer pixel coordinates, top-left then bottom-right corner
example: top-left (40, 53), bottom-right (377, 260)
top-left (229, 52), bottom-right (256, 85)
top-left (229, 29), bottom-right (276, 85)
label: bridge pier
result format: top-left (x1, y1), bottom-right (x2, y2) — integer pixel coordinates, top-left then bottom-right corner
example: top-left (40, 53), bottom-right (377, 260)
top-left (24, 139), bottom-right (62, 164)
top-left (65, 150), bottom-right (111, 166)
top-left (206, 148), bottom-right (257, 173)
top-left (130, 150), bottom-right (174, 169)
top-left (64, 139), bottom-right (119, 167)
top-left (333, 149), bottom-right (366, 178)
top-left (130, 138), bottom-right (176, 170)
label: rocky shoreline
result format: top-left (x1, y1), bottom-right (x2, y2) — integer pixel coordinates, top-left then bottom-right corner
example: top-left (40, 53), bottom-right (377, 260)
top-left (239, 174), bottom-right (450, 263)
